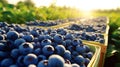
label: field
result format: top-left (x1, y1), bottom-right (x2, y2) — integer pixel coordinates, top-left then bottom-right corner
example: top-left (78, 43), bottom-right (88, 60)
top-left (0, 0), bottom-right (120, 67)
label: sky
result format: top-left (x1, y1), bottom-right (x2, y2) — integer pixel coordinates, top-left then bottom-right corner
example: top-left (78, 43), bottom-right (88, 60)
top-left (7, 0), bottom-right (120, 11)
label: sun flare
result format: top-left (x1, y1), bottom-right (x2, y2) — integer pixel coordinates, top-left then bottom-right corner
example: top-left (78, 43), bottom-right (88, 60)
top-left (8, 0), bottom-right (120, 12)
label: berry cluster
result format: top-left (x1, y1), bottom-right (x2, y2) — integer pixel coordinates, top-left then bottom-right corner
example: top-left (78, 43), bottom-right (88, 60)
top-left (67, 24), bottom-right (106, 33)
top-left (0, 22), bottom-right (94, 67)
top-left (26, 19), bottom-right (68, 27)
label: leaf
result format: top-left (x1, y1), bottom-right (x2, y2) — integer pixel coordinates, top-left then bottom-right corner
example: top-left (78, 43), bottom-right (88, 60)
top-left (106, 44), bottom-right (116, 57)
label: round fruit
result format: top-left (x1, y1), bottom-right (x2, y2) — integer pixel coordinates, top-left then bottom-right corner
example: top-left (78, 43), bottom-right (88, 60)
top-left (48, 54), bottom-right (65, 67)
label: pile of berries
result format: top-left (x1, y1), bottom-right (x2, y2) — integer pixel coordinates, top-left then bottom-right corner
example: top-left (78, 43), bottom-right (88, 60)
top-left (0, 22), bottom-right (94, 67)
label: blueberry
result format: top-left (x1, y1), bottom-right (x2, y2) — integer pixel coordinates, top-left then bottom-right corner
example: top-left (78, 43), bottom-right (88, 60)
top-left (17, 56), bottom-right (24, 66)
top-left (33, 38), bottom-right (39, 43)
top-left (83, 45), bottom-right (90, 52)
top-left (38, 55), bottom-right (47, 61)
top-left (67, 45), bottom-right (76, 52)
top-left (0, 58), bottom-right (13, 67)
top-left (65, 33), bottom-right (74, 40)
top-left (99, 38), bottom-right (104, 43)
top-left (23, 53), bottom-right (38, 66)
top-left (78, 39), bottom-right (82, 45)
top-left (9, 64), bottom-right (18, 67)
top-left (63, 50), bottom-right (71, 60)
top-left (19, 42), bottom-right (34, 55)
top-left (0, 51), bottom-right (9, 58)
top-left (0, 35), bottom-right (5, 40)
top-left (90, 34), bottom-right (96, 41)
top-left (82, 53), bottom-right (87, 58)
top-left (34, 48), bottom-right (41, 55)
top-left (72, 39), bottom-right (80, 46)
top-left (6, 40), bottom-right (15, 49)
top-left (0, 30), bottom-right (6, 34)
top-left (30, 30), bottom-right (39, 37)
top-left (74, 55), bottom-right (85, 65)
top-left (0, 43), bottom-right (6, 51)
top-left (50, 33), bottom-right (56, 37)
top-left (11, 49), bottom-right (20, 58)
top-left (72, 63), bottom-right (80, 67)
top-left (47, 28), bottom-right (52, 34)
top-left (57, 28), bottom-right (67, 35)
top-left (55, 45), bottom-right (66, 56)
top-left (37, 60), bottom-right (48, 67)
top-left (14, 38), bottom-right (26, 48)
top-left (41, 39), bottom-right (52, 47)
top-left (65, 39), bottom-right (72, 46)
top-left (48, 54), bottom-right (65, 67)
top-left (64, 63), bottom-right (72, 67)
top-left (61, 41), bottom-right (66, 47)
top-left (87, 52), bottom-right (93, 59)
top-left (22, 35), bottom-right (34, 42)
top-left (71, 51), bottom-right (79, 57)
top-left (51, 42), bottom-right (58, 47)
top-left (85, 58), bottom-right (90, 66)
top-left (80, 64), bottom-right (86, 67)
top-left (7, 31), bottom-right (19, 41)
top-left (42, 45), bottom-right (55, 56)
top-left (65, 59), bottom-right (71, 64)
top-left (53, 34), bottom-right (63, 44)
top-left (38, 35), bottom-right (45, 42)
top-left (44, 35), bottom-right (52, 40)
top-left (28, 64), bottom-right (36, 67)
top-left (76, 45), bottom-right (85, 54)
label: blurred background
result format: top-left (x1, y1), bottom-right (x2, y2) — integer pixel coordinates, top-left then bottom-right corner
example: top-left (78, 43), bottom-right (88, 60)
top-left (1, 0), bottom-right (120, 67)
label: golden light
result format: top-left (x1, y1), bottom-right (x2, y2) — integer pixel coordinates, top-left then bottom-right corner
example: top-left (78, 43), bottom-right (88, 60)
top-left (8, 0), bottom-right (120, 16)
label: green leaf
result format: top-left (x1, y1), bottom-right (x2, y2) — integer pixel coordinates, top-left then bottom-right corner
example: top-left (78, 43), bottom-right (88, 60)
top-left (106, 45), bottom-right (116, 57)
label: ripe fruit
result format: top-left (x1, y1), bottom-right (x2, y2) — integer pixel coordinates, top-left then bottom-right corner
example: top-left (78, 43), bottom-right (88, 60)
top-left (55, 45), bottom-right (66, 56)
top-left (38, 55), bottom-right (47, 61)
top-left (34, 48), bottom-right (41, 55)
top-left (85, 58), bottom-right (90, 66)
top-left (11, 49), bottom-right (20, 58)
top-left (23, 53), bottom-right (38, 66)
top-left (0, 58), bottom-right (13, 67)
top-left (72, 63), bottom-right (80, 67)
top-left (42, 45), bottom-right (55, 56)
top-left (17, 56), bottom-right (24, 66)
top-left (65, 33), bottom-right (74, 40)
top-left (37, 60), bottom-right (48, 67)
top-left (9, 64), bottom-right (18, 67)
top-left (63, 50), bottom-right (71, 60)
top-left (53, 34), bottom-right (63, 44)
top-left (0, 35), bottom-right (5, 40)
top-left (22, 35), bottom-right (34, 42)
top-left (41, 39), bottom-right (52, 47)
top-left (0, 21), bottom-right (98, 67)
top-left (28, 64), bottom-right (36, 67)
top-left (48, 54), bottom-right (65, 67)
top-left (0, 43), bottom-right (6, 51)
top-left (14, 38), bottom-right (26, 47)
top-left (64, 63), bottom-right (72, 67)
top-left (19, 42), bottom-right (34, 55)
top-left (74, 55), bottom-right (85, 65)
top-left (72, 39), bottom-right (80, 46)
top-left (76, 45), bottom-right (85, 54)
top-left (87, 52), bottom-right (93, 59)
top-left (7, 31), bottom-right (19, 41)
top-left (30, 30), bottom-right (39, 37)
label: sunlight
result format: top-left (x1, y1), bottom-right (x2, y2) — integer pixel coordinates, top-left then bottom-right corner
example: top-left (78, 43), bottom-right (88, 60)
top-left (8, 0), bottom-right (120, 15)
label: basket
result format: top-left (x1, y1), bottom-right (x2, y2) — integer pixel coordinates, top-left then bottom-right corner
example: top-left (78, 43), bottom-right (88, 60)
top-left (83, 42), bottom-right (101, 67)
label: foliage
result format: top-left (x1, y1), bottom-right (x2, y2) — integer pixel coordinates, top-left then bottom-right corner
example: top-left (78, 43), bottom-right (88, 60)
top-left (0, 1), bottom-right (81, 24)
